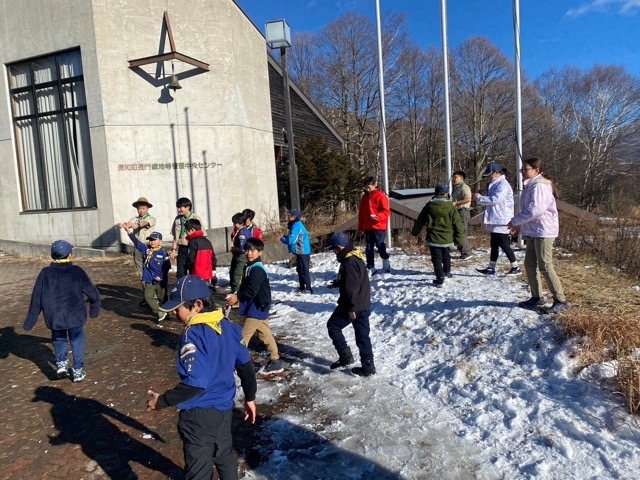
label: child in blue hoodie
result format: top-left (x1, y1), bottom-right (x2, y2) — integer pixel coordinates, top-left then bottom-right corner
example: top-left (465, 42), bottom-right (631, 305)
top-left (280, 209), bottom-right (313, 293)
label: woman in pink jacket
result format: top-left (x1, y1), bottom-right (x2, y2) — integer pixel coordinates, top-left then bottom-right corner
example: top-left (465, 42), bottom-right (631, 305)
top-left (508, 158), bottom-right (570, 314)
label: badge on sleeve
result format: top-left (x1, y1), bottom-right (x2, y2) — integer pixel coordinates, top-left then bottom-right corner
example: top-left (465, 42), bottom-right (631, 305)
top-left (180, 343), bottom-right (197, 358)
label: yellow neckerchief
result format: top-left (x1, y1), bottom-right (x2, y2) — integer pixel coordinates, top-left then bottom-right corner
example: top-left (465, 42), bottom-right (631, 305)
top-left (52, 258), bottom-right (72, 264)
top-left (185, 309), bottom-right (224, 334)
top-left (345, 249), bottom-right (366, 261)
top-left (144, 246), bottom-right (161, 266)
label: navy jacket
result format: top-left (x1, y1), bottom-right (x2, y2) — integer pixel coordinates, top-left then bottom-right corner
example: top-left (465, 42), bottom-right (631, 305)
top-left (23, 262), bottom-right (101, 331)
top-left (128, 232), bottom-right (170, 286)
top-left (238, 260), bottom-right (271, 320)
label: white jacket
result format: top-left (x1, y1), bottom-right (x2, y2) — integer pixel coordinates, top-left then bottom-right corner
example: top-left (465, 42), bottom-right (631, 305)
top-left (476, 175), bottom-right (514, 234)
top-left (510, 174), bottom-right (559, 238)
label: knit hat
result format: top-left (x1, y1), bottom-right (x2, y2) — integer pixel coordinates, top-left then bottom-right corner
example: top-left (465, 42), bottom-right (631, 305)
top-left (290, 209), bottom-right (302, 219)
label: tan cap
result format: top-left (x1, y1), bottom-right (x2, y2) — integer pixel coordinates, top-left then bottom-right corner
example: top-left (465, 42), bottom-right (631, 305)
top-left (132, 197), bottom-right (153, 208)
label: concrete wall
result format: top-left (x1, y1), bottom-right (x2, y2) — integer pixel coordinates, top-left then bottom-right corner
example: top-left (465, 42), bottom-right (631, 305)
top-left (0, 0), bottom-right (277, 255)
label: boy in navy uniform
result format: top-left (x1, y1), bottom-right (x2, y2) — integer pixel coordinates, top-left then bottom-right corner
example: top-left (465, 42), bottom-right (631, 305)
top-left (147, 275), bottom-right (257, 480)
top-left (23, 240), bottom-right (101, 382)
top-left (325, 232), bottom-right (375, 376)
top-left (119, 225), bottom-right (171, 322)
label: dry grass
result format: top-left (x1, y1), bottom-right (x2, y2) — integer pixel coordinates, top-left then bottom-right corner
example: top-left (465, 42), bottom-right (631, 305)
top-left (549, 251), bottom-right (640, 414)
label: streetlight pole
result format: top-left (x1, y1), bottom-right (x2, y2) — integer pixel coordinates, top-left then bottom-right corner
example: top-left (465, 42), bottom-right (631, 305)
top-left (265, 19), bottom-right (300, 212)
top-left (280, 46), bottom-right (300, 212)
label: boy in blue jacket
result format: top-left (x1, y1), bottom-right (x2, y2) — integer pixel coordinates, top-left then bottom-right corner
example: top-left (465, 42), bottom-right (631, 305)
top-left (280, 209), bottom-right (313, 294)
top-left (147, 275), bottom-right (257, 480)
top-left (225, 238), bottom-right (283, 375)
top-left (119, 224), bottom-right (171, 322)
top-left (23, 240), bottom-right (101, 382)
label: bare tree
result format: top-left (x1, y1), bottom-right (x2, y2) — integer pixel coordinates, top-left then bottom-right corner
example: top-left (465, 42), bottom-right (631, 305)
top-left (450, 37), bottom-right (516, 181)
top-left (537, 65), bottom-right (640, 210)
top-left (387, 44), bottom-right (445, 188)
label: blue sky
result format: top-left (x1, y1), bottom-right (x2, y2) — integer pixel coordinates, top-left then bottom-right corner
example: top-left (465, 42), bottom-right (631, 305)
top-left (236, 0), bottom-right (640, 80)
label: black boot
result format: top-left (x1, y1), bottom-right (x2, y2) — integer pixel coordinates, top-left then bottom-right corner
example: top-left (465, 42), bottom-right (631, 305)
top-left (352, 362), bottom-right (376, 377)
top-left (330, 347), bottom-right (354, 369)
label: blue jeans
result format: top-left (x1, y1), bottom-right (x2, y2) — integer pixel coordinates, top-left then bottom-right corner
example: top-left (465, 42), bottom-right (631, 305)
top-left (364, 230), bottom-right (389, 269)
top-left (52, 326), bottom-right (85, 370)
top-left (327, 308), bottom-right (373, 364)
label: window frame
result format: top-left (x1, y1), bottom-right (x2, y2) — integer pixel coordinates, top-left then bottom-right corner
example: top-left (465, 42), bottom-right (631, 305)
top-left (8, 47), bottom-right (97, 212)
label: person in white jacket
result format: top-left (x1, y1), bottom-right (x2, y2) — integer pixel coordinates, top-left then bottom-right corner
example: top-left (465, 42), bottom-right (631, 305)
top-left (508, 158), bottom-right (570, 314)
top-left (473, 163), bottom-right (520, 276)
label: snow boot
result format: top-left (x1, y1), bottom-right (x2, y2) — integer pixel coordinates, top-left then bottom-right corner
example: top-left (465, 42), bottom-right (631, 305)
top-left (352, 362), bottom-right (376, 377)
top-left (330, 347), bottom-right (354, 369)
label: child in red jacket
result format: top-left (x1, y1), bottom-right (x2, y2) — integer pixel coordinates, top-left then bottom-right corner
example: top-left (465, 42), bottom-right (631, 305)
top-left (184, 219), bottom-right (217, 289)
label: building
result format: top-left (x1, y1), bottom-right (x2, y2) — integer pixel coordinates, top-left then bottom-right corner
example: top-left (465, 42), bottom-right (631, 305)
top-left (0, 0), bottom-right (342, 255)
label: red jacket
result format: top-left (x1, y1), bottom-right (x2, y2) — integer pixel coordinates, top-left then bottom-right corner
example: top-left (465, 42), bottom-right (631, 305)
top-left (358, 188), bottom-right (390, 231)
top-left (185, 230), bottom-right (216, 281)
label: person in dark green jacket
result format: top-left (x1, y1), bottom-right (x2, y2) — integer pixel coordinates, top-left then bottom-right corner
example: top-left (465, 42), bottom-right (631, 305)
top-left (411, 184), bottom-right (464, 288)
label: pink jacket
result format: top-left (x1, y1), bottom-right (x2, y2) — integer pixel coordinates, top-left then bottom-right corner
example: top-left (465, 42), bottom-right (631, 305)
top-left (511, 174), bottom-right (559, 238)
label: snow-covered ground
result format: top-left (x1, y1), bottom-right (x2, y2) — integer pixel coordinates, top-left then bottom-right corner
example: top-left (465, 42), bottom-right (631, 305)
top-left (227, 248), bottom-right (640, 479)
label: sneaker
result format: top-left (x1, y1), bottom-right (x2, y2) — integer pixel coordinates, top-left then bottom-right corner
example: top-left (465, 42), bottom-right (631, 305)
top-left (157, 311), bottom-right (168, 322)
top-left (459, 253), bottom-right (473, 260)
top-left (444, 272), bottom-right (453, 279)
top-left (56, 360), bottom-right (69, 379)
top-left (518, 297), bottom-right (546, 309)
top-left (433, 278), bottom-right (445, 288)
top-left (506, 266), bottom-right (522, 275)
top-left (72, 367), bottom-right (86, 383)
top-left (263, 359), bottom-right (284, 375)
top-left (382, 259), bottom-right (391, 273)
top-left (352, 363), bottom-right (376, 377)
top-left (476, 268), bottom-right (496, 275)
top-left (545, 300), bottom-right (571, 314)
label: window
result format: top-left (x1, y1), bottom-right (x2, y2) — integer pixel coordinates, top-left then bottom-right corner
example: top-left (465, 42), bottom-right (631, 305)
top-left (8, 49), bottom-right (96, 211)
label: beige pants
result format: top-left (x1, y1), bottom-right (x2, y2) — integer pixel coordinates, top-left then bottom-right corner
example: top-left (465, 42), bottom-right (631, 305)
top-left (524, 237), bottom-right (565, 302)
top-left (242, 317), bottom-right (279, 360)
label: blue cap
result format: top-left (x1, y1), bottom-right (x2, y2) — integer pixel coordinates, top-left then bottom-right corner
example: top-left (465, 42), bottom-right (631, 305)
top-left (146, 232), bottom-right (163, 241)
top-left (51, 240), bottom-right (73, 259)
top-left (325, 232), bottom-right (351, 249)
top-left (160, 275), bottom-right (212, 312)
top-left (435, 184), bottom-right (449, 195)
top-left (482, 163), bottom-right (503, 176)
top-left (290, 209), bottom-right (302, 218)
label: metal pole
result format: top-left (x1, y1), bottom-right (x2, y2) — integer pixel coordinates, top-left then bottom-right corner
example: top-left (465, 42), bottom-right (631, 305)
top-left (440, 0), bottom-right (453, 190)
top-left (513, 0), bottom-right (524, 247)
top-left (281, 46), bottom-right (301, 212)
top-left (375, 0), bottom-right (391, 247)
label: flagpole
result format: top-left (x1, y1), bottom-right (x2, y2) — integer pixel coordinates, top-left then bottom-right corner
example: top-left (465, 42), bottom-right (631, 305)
top-left (440, 0), bottom-right (453, 190)
top-left (375, 0), bottom-right (392, 247)
top-left (513, 0), bottom-right (525, 247)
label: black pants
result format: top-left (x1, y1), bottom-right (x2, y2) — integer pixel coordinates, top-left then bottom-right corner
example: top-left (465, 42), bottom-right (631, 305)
top-left (364, 230), bottom-right (389, 269)
top-left (490, 232), bottom-right (516, 263)
top-left (296, 254), bottom-right (312, 291)
top-left (428, 246), bottom-right (451, 280)
top-left (327, 308), bottom-right (373, 365)
top-left (178, 407), bottom-right (236, 480)
top-left (176, 245), bottom-right (189, 278)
